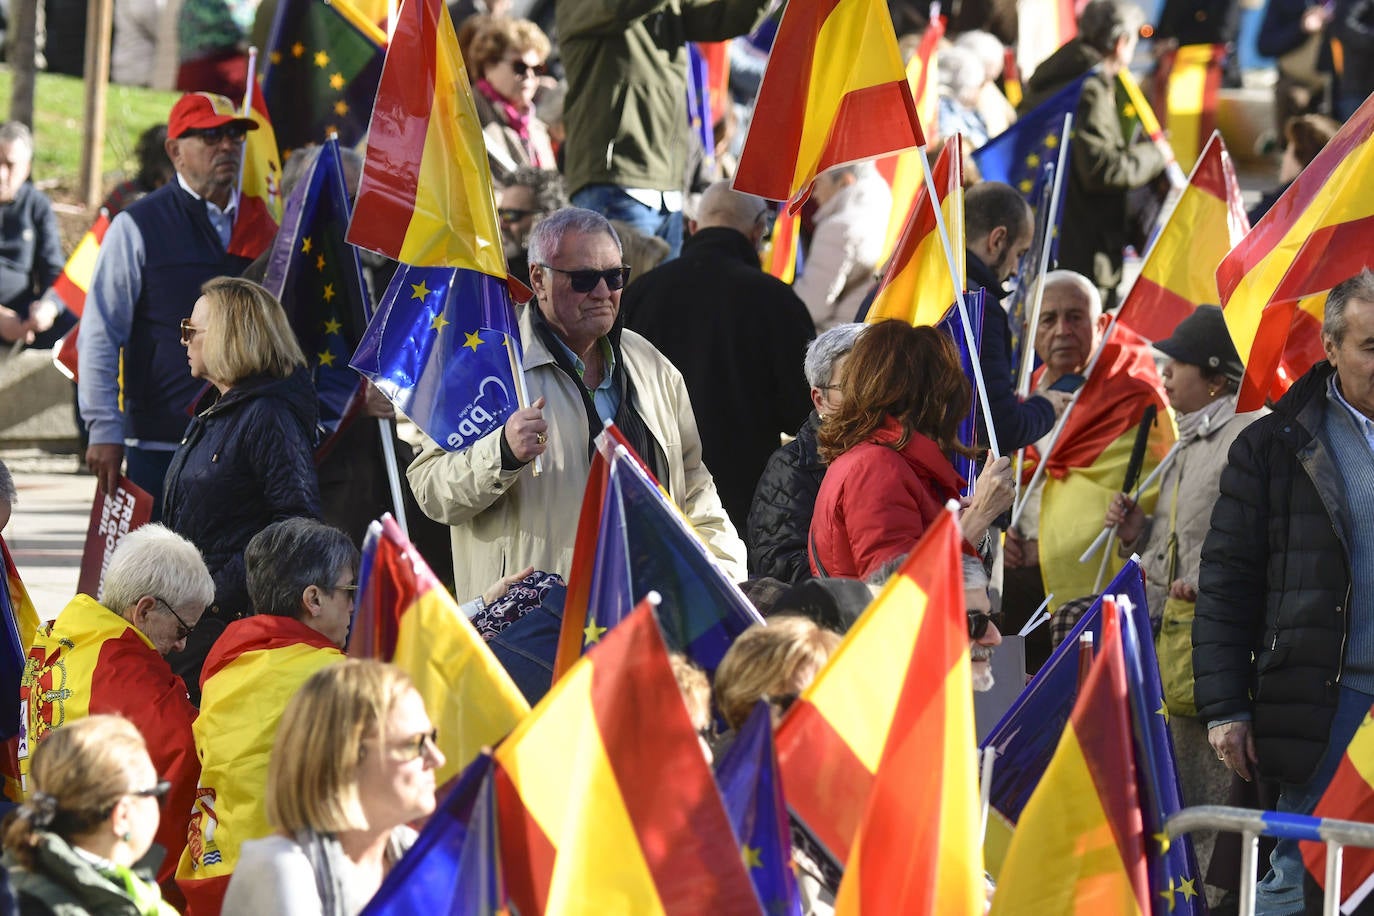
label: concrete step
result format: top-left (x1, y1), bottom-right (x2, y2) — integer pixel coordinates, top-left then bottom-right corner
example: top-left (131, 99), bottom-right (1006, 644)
top-left (0, 347), bottom-right (81, 450)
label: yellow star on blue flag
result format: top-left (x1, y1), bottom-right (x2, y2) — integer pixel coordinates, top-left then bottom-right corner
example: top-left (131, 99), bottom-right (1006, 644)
top-left (463, 329), bottom-right (483, 351)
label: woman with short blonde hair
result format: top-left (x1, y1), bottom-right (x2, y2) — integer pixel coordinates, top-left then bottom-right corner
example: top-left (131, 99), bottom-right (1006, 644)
top-left (223, 660), bottom-right (445, 916)
top-left (197, 276), bottom-right (306, 386)
top-left (713, 616), bottom-right (842, 731)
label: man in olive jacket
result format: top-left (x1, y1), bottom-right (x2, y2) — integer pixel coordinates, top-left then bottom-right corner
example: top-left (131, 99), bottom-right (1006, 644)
top-left (557, 0), bottom-right (770, 254)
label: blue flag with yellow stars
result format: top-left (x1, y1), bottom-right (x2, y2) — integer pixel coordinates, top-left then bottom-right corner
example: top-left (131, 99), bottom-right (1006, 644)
top-left (1005, 162), bottom-right (1057, 389)
top-left (936, 289), bottom-right (985, 495)
top-left (580, 441), bottom-right (763, 676)
top-left (262, 137), bottom-right (371, 456)
top-left (715, 701), bottom-right (803, 916)
top-left (980, 559), bottom-right (1205, 914)
top-left (360, 753), bottom-right (501, 915)
top-left (350, 263), bottom-right (522, 452)
top-left (972, 76), bottom-right (1085, 201)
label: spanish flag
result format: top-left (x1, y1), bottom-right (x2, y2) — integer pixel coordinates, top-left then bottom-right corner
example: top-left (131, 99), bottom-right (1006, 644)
top-left (1117, 131), bottom-right (1249, 343)
top-left (733, 0), bottom-right (923, 211)
top-left (989, 599), bottom-right (1150, 915)
top-left (1305, 706), bottom-right (1374, 910)
top-left (833, 509), bottom-right (984, 915)
top-left (346, 0), bottom-right (504, 274)
top-left (495, 601), bottom-right (761, 914)
top-left (226, 75), bottom-right (280, 261)
top-left (775, 509), bottom-right (965, 869)
top-left (348, 515), bottom-right (529, 784)
top-left (865, 134), bottom-right (964, 328)
top-left (878, 14), bottom-right (944, 259)
top-left (1216, 92), bottom-right (1374, 411)
top-left (49, 212), bottom-right (110, 381)
top-left (20, 595), bottom-right (199, 893)
top-left (0, 535), bottom-right (39, 803)
top-left (762, 211), bottom-right (801, 285)
top-left (177, 615), bottom-right (343, 916)
top-left (1149, 44), bottom-right (1226, 176)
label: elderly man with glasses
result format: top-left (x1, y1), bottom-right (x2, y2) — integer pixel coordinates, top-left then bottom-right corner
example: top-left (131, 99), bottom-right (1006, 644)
top-left (78, 92), bottom-right (264, 521)
top-left (178, 518), bottom-right (357, 915)
top-left (20, 524), bottom-right (213, 905)
top-left (409, 206), bottom-right (745, 599)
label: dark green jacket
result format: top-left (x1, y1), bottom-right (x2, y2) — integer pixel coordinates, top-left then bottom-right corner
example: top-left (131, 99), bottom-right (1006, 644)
top-left (557, 0), bottom-right (769, 197)
top-left (4, 834), bottom-right (166, 916)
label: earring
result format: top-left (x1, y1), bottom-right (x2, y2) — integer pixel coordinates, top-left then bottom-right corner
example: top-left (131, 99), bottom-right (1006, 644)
top-left (121, 830), bottom-right (131, 842)
top-left (1208, 387), bottom-right (1218, 396)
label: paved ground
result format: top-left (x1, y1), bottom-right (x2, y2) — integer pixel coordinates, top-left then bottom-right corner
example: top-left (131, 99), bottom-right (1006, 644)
top-left (3, 449), bottom-right (90, 620)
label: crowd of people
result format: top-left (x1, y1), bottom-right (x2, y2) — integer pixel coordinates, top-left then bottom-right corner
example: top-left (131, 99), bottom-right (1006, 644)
top-left (0, 0), bottom-right (1370, 910)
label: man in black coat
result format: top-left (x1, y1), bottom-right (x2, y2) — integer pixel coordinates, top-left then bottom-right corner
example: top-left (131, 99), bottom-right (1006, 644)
top-left (1195, 271), bottom-right (1374, 913)
top-left (622, 181), bottom-right (815, 534)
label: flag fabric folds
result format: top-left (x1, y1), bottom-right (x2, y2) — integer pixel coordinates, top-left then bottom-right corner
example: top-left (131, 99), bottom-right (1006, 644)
top-left (775, 509), bottom-right (962, 868)
top-left (733, 0), bottom-right (923, 210)
top-left (1149, 44), bottom-right (1226, 175)
top-left (938, 289), bottom-right (985, 490)
top-left (877, 14), bottom-right (944, 258)
top-left (1216, 91), bottom-right (1374, 411)
top-left (1306, 708), bottom-right (1374, 912)
top-left (866, 134), bottom-right (964, 328)
top-left (49, 212), bottom-right (111, 381)
top-left (553, 431), bottom-right (764, 680)
top-left (363, 752), bottom-right (503, 915)
top-left (1117, 131), bottom-right (1249, 343)
top-left (348, 515), bottom-right (529, 783)
top-left (241, 74), bottom-right (284, 224)
top-left (494, 602), bottom-right (762, 915)
top-left (715, 702), bottom-right (803, 915)
top-left (1005, 164), bottom-right (1057, 383)
top-left (263, 0), bottom-right (386, 155)
top-left (263, 138), bottom-right (371, 454)
top-left (832, 509), bottom-right (984, 915)
top-left (988, 599), bottom-right (1151, 916)
top-left (763, 211), bottom-right (802, 285)
top-left (349, 264), bottom-right (522, 451)
top-left (346, 0), bottom-right (505, 272)
top-left (973, 78), bottom-right (1084, 200)
top-left (0, 537), bottom-right (37, 741)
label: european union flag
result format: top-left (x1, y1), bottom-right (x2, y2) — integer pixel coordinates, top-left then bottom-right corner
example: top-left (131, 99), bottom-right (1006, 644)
top-left (937, 289), bottom-right (985, 492)
top-left (1005, 163), bottom-right (1057, 388)
top-left (687, 43), bottom-right (715, 172)
top-left (262, 137), bottom-right (371, 455)
top-left (972, 77), bottom-right (1084, 201)
top-left (350, 265), bottom-right (522, 451)
top-left (716, 702), bottom-right (802, 916)
top-left (582, 441), bottom-right (763, 675)
top-left (360, 753), bottom-right (500, 915)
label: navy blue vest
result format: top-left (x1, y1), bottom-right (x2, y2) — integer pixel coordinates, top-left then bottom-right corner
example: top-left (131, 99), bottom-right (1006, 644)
top-left (123, 183), bottom-right (252, 442)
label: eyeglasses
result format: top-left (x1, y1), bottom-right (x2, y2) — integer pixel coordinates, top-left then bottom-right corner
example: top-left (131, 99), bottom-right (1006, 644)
top-left (179, 319), bottom-right (205, 345)
top-left (154, 596), bottom-right (197, 641)
top-left (498, 207), bottom-right (536, 223)
top-left (129, 780), bottom-right (172, 801)
top-left (968, 610), bottom-right (1005, 641)
top-left (539, 264), bottom-right (632, 293)
top-left (392, 729), bottom-right (439, 761)
top-left (181, 125), bottom-right (247, 144)
top-left (503, 58), bottom-right (545, 78)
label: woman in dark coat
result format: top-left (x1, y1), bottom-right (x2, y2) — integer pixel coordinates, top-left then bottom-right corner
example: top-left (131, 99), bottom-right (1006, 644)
top-left (162, 277), bottom-right (321, 695)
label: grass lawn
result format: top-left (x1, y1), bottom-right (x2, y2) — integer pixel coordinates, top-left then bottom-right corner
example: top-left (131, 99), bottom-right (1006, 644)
top-left (0, 65), bottom-right (179, 198)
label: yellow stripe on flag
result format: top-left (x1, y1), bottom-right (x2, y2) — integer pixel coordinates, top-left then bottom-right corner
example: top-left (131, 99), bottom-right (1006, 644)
top-left (1164, 45), bottom-right (1214, 171)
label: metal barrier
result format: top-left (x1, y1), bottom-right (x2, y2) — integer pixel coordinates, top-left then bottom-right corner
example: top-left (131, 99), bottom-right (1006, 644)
top-left (1166, 805), bottom-right (1374, 916)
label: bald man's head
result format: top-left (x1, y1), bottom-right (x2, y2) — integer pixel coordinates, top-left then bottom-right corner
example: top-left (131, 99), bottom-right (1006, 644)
top-left (692, 181), bottom-right (771, 246)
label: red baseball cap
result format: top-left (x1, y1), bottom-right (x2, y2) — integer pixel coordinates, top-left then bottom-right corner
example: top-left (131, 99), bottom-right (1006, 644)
top-left (168, 92), bottom-right (258, 139)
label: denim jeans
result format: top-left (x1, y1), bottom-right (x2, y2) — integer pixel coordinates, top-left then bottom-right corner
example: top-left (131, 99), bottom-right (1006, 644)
top-left (570, 184), bottom-right (683, 259)
top-left (1254, 685), bottom-right (1374, 915)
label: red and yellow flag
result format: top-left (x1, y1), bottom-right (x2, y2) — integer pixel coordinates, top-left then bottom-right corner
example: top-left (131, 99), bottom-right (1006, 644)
top-left (1216, 90), bottom-right (1374, 410)
top-left (347, 0), bottom-right (504, 273)
top-left (1305, 704), bottom-right (1374, 910)
top-left (49, 212), bottom-right (111, 381)
top-left (19, 595), bottom-right (199, 891)
top-left (241, 73), bottom-right (283, 225)
top-left (0, 535), bottom-right (39, 804)
top-left (495, 602), bottom-right (761, 915)
top-left (866, 134), bottom-right (964, 328)
top-left (878, 14), bottom-right (944, 259)
top-left (833, 510), bottom-right (983, 914)
top-left (348, 516), bottom-right (528, 784)
top-left (988, 600), bottom-right (1150, 915)
top-left (177, 616), bottom-right (343, 916)
top-left (733, 0), bottom-right (923, 211)
top-left (1117, 132), bottom-right (1249, 343)
top-left (1150, 44), bottom-right (1226, 174)
top-left (762, 211), bottom-right (801, 285)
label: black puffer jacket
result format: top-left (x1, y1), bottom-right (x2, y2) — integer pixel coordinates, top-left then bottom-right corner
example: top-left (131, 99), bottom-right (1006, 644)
top-left (1194, 362), bottom-right (1350, 783)
top-left (746, 412), bottom-right (825, 583)
top-left (163, 368), bottom-right (323, 618)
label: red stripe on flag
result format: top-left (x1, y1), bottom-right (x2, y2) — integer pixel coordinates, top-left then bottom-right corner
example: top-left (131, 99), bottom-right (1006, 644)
top-left (808, 81), bottom-right (923, 203)
top-left (494, 765), bottom-right (557, 914)
top-left (1116, 276), bottom-right (1198, 343)
top-left (589, 610), bottom-right (760, 914)
top-left (1191, 135), bottom-right (1231, 201)
top-left (1272, 214), bottom-right (1374, 304)
top-left (776, 699), bottom-right (875, 863)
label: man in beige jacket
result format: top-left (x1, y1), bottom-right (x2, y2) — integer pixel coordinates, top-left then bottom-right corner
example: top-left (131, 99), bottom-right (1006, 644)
top-left (408, 207), bottom-right (746, 601)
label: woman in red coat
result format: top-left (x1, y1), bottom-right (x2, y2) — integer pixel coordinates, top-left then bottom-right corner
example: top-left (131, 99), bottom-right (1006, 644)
top-left (808, 320), bottom-right (1014, 580)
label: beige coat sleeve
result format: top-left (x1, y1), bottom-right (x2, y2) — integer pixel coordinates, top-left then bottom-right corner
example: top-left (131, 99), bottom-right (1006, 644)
top-left (406, 426), bottom-right (525, 527)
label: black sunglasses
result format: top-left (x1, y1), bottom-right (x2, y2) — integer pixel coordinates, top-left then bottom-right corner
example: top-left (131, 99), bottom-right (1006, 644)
top-left (131, 780), bottom-right (172, 800)
top-left (154, 596), bottom-right (197, 641)
top-left (540, 264), bottom-right (632, 293)
top-left (505, 59), bottom-right (546, 77)
top-left (181, 125), bottom-right (248, 144)
top-left (968, 610), bottom-right (1005, 641)
top-left (498, 207), bottom-right (536, 223)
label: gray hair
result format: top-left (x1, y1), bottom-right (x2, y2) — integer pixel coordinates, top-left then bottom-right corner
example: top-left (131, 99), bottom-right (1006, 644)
top-left (99, 525), bottom-right (215, 619)
top-left (804, 322), bottom-right (865, 387)
top-left (962, 555), bottom-right (990, 592)
top-left (1042, 269), bottom-right (1102, 318)
top-left (1078, 0), bottom-right (1145, 56)
top-left (246, 518), bottom-right (359, 619)
top-left (696, 180), bottom-right (769, 235)
top-left (0, 122), bottom-right (33, 155)
top-left (938, 46), bottom-right (987, 102)
top-left (1324, 269), bottom-right (1374, 345)
top-left (865, 552), bottom-right (908, 587)
top-left (0, 459), bottom-right (13, 509)
top-left (954, 31), bottom-right (1006, 81)
top-left (526, 207), bottom-right (622, 266)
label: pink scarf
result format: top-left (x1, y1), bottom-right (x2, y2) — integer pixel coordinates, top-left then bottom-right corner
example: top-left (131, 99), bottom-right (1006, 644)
top-left (477, 77), bottom-right (532, 142)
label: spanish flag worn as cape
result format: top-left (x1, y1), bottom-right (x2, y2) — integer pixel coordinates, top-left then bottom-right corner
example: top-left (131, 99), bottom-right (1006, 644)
top-left (177, 615), bottom-right (343, 916)
top-left (0, 535), bottom-right (39, 804)
top-left (20, 595), bottom-right (199, 892)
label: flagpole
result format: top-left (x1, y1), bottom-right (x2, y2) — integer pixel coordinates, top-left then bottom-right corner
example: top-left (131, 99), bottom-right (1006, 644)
top-left (238, 47), bottom-right (257, 200)
top-left (1078, 441), bottom-right (1179, 563)
top-left (918, 141), bottom-right (1001, 459)
top-left (376, 417), bottom-right (410, 538)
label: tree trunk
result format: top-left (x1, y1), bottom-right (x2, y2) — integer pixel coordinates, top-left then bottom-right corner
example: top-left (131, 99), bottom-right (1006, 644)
top-left (8, 0), bottom-right (39, 127)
